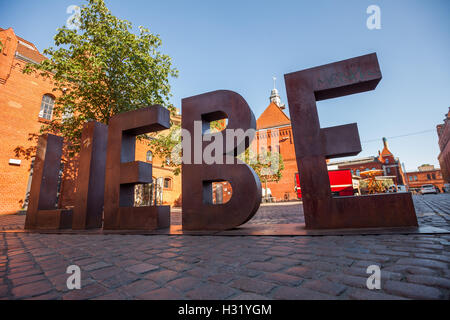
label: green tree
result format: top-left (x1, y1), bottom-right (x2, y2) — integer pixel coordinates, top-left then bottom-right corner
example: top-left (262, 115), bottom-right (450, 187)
top-left (242, 148), bottom-right (284, 200)
top-left (23, 0), bottom-right (178, 156)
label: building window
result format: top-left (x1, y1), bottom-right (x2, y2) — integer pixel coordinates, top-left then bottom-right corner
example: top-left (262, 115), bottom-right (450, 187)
top-left (163, 177), bottom-right (172, 189)
top-left (432, 173), bottom-right (436, 180)
top-left (356, 169), bottom-right (360, 176)
top-left (427, 174), bottom-right (431, 180)
top-left (387, 168), bottom-right (391, 174)
top-left (146, 150), bottom-right (153, 162)
top-left (409, 176), bottom-right (413, 182)
top-left (39, 94), bottom-right (55, 120)
top-left (414, 175), bottom-right (418, 181)
top-left (385, 159), bottom-right (389, 164)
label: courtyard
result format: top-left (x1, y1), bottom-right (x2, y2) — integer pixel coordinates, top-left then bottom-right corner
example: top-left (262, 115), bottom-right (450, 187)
top-left (0, 194), bottom-right (449, 300)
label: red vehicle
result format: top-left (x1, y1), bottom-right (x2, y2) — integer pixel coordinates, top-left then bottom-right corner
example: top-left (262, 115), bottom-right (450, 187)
top-left (295, 169), bottom-right (354, 199)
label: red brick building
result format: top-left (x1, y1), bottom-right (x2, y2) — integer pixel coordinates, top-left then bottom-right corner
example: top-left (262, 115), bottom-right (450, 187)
top-left (0, 27), bottom-right (181, 214)
top-left (405, 164), bottom-right (445, 192)
top-left (254, 87), bottom-right (297, 201)
top-left (329, 138), bottom-right (407, 186)
top-left (437, 107), bottom-right (450, 184)
top-left (0, 27), bottom-right (56, 214)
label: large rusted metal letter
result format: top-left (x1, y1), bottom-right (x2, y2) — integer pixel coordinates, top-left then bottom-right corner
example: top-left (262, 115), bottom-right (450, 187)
top-left (72, 122), bottom-right (108, 229)
top-left (24, 134), bottom-right (72, 230)
top-left (284, 53), bottom-right (418, 229)
top-left (182, 90), bottom-right (262, 230)
top-left (103, 106), bottom-right (171, 230)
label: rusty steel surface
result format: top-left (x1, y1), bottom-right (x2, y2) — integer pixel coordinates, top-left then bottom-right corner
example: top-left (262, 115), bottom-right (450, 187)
top-left (182, 90), bottom-right (262, 230)
top-left (103, 106), bottom-right (171, 230)
top-left (72, 122), bottom-right (108, 230)
top-left (284, 53), bottom-right (418, 229)
top-left (24, 134), bottom-right (73, 230)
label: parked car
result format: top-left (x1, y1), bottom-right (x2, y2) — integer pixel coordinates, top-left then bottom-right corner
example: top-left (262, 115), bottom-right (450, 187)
top-left (397, 185), bottom-right (408, 192)
top-left (420, 184), bottom-right (437, 195)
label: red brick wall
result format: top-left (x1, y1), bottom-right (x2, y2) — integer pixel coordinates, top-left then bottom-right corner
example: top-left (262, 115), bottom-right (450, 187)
top-left (0, 30), bottom-right (60, 214)
top-left (437, 110), bottom-right (450, 183)
top-left (406, 170), bottom-right (445, 191)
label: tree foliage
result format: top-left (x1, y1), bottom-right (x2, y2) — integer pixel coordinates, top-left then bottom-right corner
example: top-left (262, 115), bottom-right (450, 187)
top-left (23, 0), bottom-right (178, 156)
top-left (148, 123), bottom-right (285, 183)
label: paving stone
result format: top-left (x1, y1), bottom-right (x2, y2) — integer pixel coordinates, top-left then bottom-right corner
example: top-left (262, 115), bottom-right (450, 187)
top-left (0, 284), bottom-right (9, 297)
top-left (138, 288), bottom-right (184, 300)
top-left (62, 283), bottom-right (109, 300)
top-left (396, 258), bottom-right (448, 270)
top-left (231, 292), bottom-right (272, 300)
top-left (100, 272), bottom-right (140, 289)
top-left (12, 280), bottom-right (53, 299)
top-left (186, 283), bottom-right (236, 300)
top-left (167, 277), bottom-right (200, 292)
top-left (327, 274), bottom-right (368, 289)
top-left (207, 273), bottom-right (236, 284)
top-left (90, 266), bottom-right (122, 280)
top-left (272, 286), bottom-right (337, 300)
top-left (284, 266), bottom-right (322, 279)
top-left (346, 288), bottom-right (408, 300)
top-left (8, 268), bottom-right (43, 280)
top-left (261, 272), bottom-right (303, 286)
top-left (120, 280), bottom-right (160, 297)
top-left (144, 269), bottom-right (180, 285)
top-left (10, 274), bottom-right (46, 287)
top-left (92, 291), bottom-right (128, 300)
top-left (83, 261), bottom-right (112, 272)
top-left (26, 291), bottom-right (61, 300)
top-left (413, 253), bottom-right (450, 263)
top-left (245, 262), bottom-right (284, 272)
top-left (125, 263), bottom-right (159, 274)
top-left (230, 278), bottom-right (276, 295)
top-left (302, 279), bottom-right (347, 296)
top-left (405, 275), bottom-right (450, 290)
top-left (383, 280), bottom-right (444, 300)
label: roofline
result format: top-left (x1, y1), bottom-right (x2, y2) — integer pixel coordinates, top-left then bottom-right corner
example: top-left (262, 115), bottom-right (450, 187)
top-left (15, 51), bottom-right (41, 64)
top-left (257, 124), bottom-right (291, 131)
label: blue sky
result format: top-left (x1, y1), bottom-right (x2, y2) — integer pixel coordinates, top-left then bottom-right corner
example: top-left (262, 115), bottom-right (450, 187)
top-left (1, 0), bottom-right (449, 171)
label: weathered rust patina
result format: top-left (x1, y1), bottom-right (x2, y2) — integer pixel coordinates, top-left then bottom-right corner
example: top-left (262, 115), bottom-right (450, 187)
top-left (72, 122), bottom-right (108, 230)
top-left (103, 106), bottom-right (171, 230)
top-left (182, 90), bottom-right (262, 230)
top-left (284, 53), bottom-right (418, 229)
top-left (24, 134), bottom-right (72, 230)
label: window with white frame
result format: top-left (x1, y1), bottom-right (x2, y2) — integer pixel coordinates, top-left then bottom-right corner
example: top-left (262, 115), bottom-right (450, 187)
top-left (39, 94), bottom-right (55, 120)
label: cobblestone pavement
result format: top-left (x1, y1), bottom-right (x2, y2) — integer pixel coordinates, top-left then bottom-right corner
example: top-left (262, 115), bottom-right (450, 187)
top-left (0, 194), bottom-right (449, 300)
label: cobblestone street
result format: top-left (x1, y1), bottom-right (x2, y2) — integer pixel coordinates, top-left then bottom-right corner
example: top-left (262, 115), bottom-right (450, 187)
top-left (0, 194), bottom-right (449, 300)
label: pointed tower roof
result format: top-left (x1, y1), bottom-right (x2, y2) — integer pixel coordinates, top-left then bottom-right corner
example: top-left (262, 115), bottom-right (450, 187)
top-left (257, 102), bottom-right (291, 129)
top-left (256, 78), bottom-right (291, 130)
top-left (380, 137), bottom-right (393, 157)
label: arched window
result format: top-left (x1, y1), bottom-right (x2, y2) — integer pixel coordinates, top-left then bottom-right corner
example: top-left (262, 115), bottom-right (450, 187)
top-left (163, 177), bottom-right (172, 189)
top-left (146, 150), bottom-right (153, 162)
top-left (356, 169), bottom-right (360, 176)
top-left (39, 94), bottom-right (55, 120)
